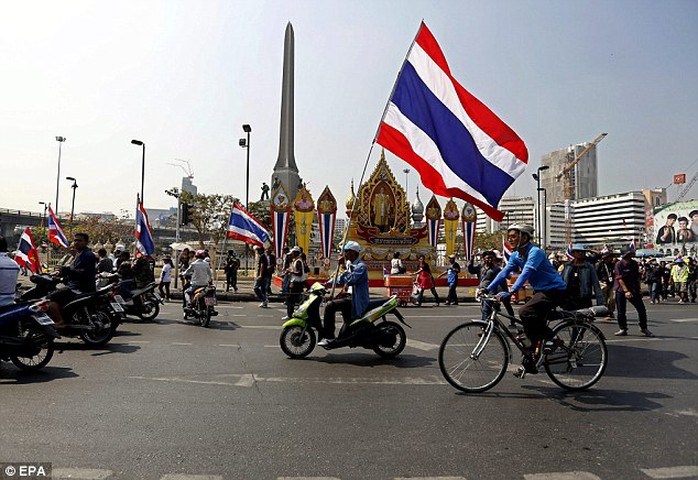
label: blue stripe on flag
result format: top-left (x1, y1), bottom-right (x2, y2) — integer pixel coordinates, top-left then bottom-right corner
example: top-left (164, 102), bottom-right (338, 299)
top-left (392, 62), bottom-right (514, 206)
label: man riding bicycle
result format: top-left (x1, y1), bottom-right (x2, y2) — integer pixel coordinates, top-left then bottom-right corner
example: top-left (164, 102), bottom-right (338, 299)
top-left (484, 224), bottom-right (567, 374)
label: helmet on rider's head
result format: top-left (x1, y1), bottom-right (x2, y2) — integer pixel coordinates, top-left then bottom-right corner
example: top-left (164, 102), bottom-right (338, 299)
top-left (195, 249), bottom-right (206, 258)
top-left (309, 282), bottom-right (326, 294)
top-left (342, 241), bottom-right (362, 253)
top-left (507, 224), bottom-right (534, 241)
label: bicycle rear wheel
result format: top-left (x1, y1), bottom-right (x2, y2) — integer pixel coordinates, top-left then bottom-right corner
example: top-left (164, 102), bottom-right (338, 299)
top-left (544, 320), bottom-right (607, 391)
top-left (438, 321), bottom-right (508, 393)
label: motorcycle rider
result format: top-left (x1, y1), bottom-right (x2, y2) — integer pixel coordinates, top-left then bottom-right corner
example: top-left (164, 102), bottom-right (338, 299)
top-left (182, 250), bottom-right (213, 318)
top-left (47, 232), bottom-right (97, 327)
top-left (484, 224), bottom-right (567, 374)
top-left (318, 241), bottom-right (369, 347)
top-left (0, 236), bottom-right (20, 307)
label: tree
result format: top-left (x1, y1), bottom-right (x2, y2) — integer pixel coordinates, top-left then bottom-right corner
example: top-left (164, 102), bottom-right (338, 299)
top-left (179, 191), bottom-right (238, 250)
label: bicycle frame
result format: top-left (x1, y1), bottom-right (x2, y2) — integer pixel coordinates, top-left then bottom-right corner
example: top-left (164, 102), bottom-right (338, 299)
top-left (472, 298), bottom-right (527, 362)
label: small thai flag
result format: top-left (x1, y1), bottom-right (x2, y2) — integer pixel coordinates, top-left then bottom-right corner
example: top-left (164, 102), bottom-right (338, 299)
top-left (48, 207), bottom-right (69, 249)
top-left (135, 198), bottom-right (155, 256)
top-left (227, 203), bottom-right (270, 247)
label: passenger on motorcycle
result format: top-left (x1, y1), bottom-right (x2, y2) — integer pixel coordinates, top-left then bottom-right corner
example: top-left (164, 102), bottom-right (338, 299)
top-left (318, 240), bottom-right (369, 347)
top-left (0, 236), bottom-right (20, 307)
top-left (484, 224), bottom-right (567, 373)
top-left (182, 250), bottom-right (212, 315)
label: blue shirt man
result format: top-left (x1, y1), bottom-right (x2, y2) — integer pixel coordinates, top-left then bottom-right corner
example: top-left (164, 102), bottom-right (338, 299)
top-left (319, 241), bottom-right (369, 346)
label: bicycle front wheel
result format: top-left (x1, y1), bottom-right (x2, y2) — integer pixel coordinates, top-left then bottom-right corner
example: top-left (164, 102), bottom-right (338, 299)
top-left (438, 321), bottom-right (508, 393)
top-left (544, 320), bottom-right (608, 391)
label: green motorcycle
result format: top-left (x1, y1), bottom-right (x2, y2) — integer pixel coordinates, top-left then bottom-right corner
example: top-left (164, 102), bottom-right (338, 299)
top-left (280, 282), bottom-right (411, 359)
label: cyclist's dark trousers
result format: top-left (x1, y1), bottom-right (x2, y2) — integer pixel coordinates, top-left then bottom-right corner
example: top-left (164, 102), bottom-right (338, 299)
top-left (322, 297), bottom-right (352, 340)
top-left (615, 290), bottom-right (648, 330)
top-left (518, 289), bottom-right (565, 343)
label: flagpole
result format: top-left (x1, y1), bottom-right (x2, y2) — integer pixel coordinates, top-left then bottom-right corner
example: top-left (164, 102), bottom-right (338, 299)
top-left (329, 21), bottom-right (424, 300)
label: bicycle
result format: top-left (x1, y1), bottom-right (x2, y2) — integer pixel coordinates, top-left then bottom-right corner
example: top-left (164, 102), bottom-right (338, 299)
top-left (438, 293), bottom-right (609, 393)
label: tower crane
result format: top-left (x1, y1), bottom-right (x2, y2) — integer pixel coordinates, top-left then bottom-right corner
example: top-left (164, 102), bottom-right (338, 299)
top-left (555, 132), bottom-right (608, 243)
top-left (675, 171), bottom-right (698, 202)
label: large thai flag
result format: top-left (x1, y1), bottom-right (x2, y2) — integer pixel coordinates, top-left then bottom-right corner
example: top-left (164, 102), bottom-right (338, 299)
top-left (227, 203), bottom-right (270, 247)
top-left (376, 22), bottom-right (528, 222)
top-left (318, 210), bottom-right (336, 259)
top-left (135, 198), bottom-right (155, 256)
top-left (48, 206), bottom-right (69, 249)
top-left (15, 228), bottom-right (42, 273)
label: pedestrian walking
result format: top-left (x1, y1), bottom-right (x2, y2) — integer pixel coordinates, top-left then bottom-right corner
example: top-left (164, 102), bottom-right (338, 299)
top-left (687, 258), bottom-right (697, 303)
top-left (159, 257), bottom-right (173, 301)
top-left (560, 244), bottom-right (604, 310)
top-left (613, 248), bottom-right (653, 337)
top-left (670, 257), bottom-right (690, 304)
top-left (224, 250), bottom-right (240, 293)
top-left (645, 259), bottom-right (663, 304)
top-left (437, 254), bottom-right (461, 305)
top-left (596, 251), bottom-right (617, 317)
top-left (283, 246), bottom-right (304, 319)
top-left (413, 254), bottom-right (440, 306)
top-left (253, 246), bottom-right (270, 307)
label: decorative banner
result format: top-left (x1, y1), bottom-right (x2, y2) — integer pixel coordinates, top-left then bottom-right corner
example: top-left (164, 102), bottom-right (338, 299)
top-left (293, 184), bottom-right (315, 255)
top-left (461, 202), bottom-right (477, 262)
top-left (270, 183), bottom-right (292, 261)
top-left (425, 195), bottom-right (442, 248)
top-left (443, 198), bottom-right (460, 257)
top-left (317, 186), bottom-right (338, 260)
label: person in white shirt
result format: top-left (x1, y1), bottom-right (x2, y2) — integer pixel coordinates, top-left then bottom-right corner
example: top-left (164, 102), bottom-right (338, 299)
top-left (182, 250), bottom-right (212, 309)
top-left (158, 257), bottom-right (173, 301)
top-left (0, 236), bottom-right (20, 307)
top-left (390, 251), bottom-right (405, 275)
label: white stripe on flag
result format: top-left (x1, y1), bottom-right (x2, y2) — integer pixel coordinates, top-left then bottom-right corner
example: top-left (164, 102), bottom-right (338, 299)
top-left (383, 103), bottom-right (492, 207)
top-left (408, 43), bottom-right (526, 177)
top-left (228, 225), bottom-right (264, 243)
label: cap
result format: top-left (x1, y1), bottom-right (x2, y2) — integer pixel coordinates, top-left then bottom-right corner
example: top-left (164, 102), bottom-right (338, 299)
top-left (570, 243), bottom-right (588, 252)
top-left (195, 249), bottom-right (206, 258)
top-left (290, 246), bottom-right (301, 254)
top-left (342, 241), bottom-right (362, 253)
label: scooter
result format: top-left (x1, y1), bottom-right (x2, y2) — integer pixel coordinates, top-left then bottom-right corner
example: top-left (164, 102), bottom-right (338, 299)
top-left (279, 282), bottom-right (411, 359)
top-left (97, 274), bottom-right (163, 322)
top-left (21, 274), bottom-right (122, 346)
top-left (183, 285), bottom-right (217, 327)
top-left (0, 299), bottom-right (60, 371)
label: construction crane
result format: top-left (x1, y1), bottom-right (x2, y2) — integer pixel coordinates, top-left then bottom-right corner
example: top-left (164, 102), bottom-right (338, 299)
top-left (676, 171), bottom-right (698, 202)
top-left (555, 132), bottom-right (608, 243)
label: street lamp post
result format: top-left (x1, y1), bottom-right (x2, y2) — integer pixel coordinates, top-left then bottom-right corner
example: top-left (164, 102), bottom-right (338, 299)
top-left (532, 165), bottom-right (549, 246)
top-left (402, 168), bottom-right (410, 198)
top-left (55, 136), bottom-right (66, 214)
top-left (131, 139), bottom-right (146, 203)
top-left (240, 124), bottom-right (252, 274)
top-left (66, 177), bottom-right (78, 228)
top-left (38, 201), bottom-right (48, 229)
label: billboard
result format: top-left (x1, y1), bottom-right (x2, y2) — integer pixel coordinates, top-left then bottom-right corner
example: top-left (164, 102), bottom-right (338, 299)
top-left (653, 200), bottom-right (698, 254)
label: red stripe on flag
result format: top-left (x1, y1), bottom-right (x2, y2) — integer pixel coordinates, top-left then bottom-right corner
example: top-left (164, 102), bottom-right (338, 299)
top-left (377, 122), bottom-right (505, 221)
top-left (414, 23), bottom-right (528, 163)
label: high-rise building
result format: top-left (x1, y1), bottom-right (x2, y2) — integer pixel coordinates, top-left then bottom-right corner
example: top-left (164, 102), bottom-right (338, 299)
top-left (494, 196), bottom-right (535, 231)
top-left (540, 143), bottom-right (599, 204)
top-left (569, 191), bottom-right (646, 247)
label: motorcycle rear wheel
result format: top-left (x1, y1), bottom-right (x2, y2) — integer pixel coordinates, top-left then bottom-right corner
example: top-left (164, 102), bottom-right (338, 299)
top-left (280, 325), bottom-right (316, 359)
top-left (372, 320), bottom-right (406, 358)
top-left (137, 299), bottom-right (160, 321)
top-left (11, 323), bottom-right (55, 371)
top-left (79, 310), bottom-right (115, 346)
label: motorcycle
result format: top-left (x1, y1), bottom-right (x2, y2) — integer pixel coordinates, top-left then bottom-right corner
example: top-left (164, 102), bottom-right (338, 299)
top-left (99, 274), bottom-right (162, 322)
top-left (0, 300), bottom-right (60, 371)
top-left (21, 274), bottom-right (123, 346)
top-left (279, 282), bottom-right (411, 359)
top-left (183, 284), bottom-right (217, 327)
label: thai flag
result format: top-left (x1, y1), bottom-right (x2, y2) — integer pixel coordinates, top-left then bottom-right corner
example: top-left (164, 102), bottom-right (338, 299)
top-left (629, 238), bottom-right (636, 251)
top-left (135, 198), bottom-right (155, 256)
top-left (502, 238), bottom-right (513, 265)
top-left (599, 243), bottom-right (609, 255)
top-left (318, 210), bottom-right (336, 259)
top-left (48, 206), bottom-right (69, 249)
top-left (565, 242), bottom-right (574, 260)
top-left (15, 228), bottom-right (42, 273)
top-left (227, 203), bottom-right (270, 247)
top-left (376, 22), bottom-right (528, 222)
top-left (427, 216), bottom-right (441, 248)
top-left (271, 208), bottom-right (291, 260)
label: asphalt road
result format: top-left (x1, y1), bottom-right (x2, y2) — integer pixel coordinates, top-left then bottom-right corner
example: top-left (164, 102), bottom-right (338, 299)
top-left (1, 298), bottom-right (697, 480)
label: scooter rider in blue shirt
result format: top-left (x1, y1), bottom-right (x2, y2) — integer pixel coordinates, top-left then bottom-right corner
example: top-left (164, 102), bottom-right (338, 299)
top-left (318, 240), bottom-right (369, 347)
top-left (484, 224), bottom-right (567, 374)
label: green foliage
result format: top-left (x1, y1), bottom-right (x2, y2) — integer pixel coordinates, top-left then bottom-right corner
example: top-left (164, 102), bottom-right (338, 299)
top-left (179, 191), bottom-right (238, 249)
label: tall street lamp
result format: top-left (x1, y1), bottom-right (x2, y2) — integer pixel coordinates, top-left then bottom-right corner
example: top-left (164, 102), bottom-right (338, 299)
top-left (532, 165), bottom-right (549, 246)
top-left (66, 177), bottom-right (78, 227)
top-left (38, 201), bottom-right (49, 228)
top-left (55, 136), bottom-right (66, 214)
top-left (402, 168), bottom-right (410, 198)
top-left (131, 139), bottom-right (146, 203)
top-left (240, 124), bottom-right (252, 275)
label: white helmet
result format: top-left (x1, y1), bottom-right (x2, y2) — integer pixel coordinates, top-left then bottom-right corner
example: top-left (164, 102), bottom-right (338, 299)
top-left (508, 224), bottom-right (534, 239)
top-left (342, 240), bottom-right (362, 253)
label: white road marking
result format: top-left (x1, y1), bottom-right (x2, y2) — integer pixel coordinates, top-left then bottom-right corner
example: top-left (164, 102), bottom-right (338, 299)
top-left (669, 318), bottom-right (698, 323)
top-left (237, 324), bottom-right (280, 329)
top-left (395, 477), bottom-right (467, 480)
top-left (406, 339), bottom-right (439, 351)
top-left (671, 408), bottom-right (698, 417)
top-left (218, 343), bottom-right (240, 348)
top-left (640, 466), bottom-right (698, 478)
top-left (278, 477), bottom-right (341, 480)
top-left (128, 374), bottom-right (446, 387)
top-left (524, 472), bottom-right (601, 480)
top-left (171, 342), bottom-right (193, 346)
top-left (52, 468), bottom-right (113, 479)
top-left (128, 376), bottom-right (239, 387)
top-left (160, 475), bottom-right (223, 480)
top-left (123, 340), bottom-right (151, 344)
top-left (212, 304), bottom-right (243, 309)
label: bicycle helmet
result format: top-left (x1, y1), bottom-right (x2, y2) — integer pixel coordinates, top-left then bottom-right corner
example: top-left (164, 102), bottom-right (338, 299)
top-left (507, 224), bottom-right (534, 238)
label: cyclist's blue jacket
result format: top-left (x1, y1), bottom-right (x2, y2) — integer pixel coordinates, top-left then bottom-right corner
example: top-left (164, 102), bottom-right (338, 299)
top-left (488, 243), bottom-right (566, 293)
top-left (328, 258), bottom-right (369, 319)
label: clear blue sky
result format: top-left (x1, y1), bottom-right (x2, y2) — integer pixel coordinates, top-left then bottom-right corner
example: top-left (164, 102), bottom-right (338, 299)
top-left (1, 0), bottom-right (696, 216)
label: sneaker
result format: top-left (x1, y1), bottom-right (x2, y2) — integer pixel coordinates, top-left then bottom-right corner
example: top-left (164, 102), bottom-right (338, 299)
top-left (614, 329), bottom-right (628, 336)
top-left (317, 338), bottom-right (334, 347)
top-left (259, 302), bottom-right (268, 308)
top-left (543, 337), bottom-right (564, 354)
top-left (678, 299), bottom-right (684, 304)
top-left (640, 329), bottom-right (655, 337)
top-left (281, 316), bottom-right (290, 321)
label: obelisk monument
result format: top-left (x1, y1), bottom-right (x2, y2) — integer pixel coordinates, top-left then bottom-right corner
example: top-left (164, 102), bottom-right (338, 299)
top-left (271, 22), bottom-right (302, 202)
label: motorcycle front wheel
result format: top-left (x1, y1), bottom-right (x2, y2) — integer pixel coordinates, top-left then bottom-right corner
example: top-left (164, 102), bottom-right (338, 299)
top-left (280, 325), bottom-right (316, 359)
top-left (11, 323), bottom-right (55, 371)
top-left (79, 310), bottom-right (115, 346)
top-left (372, 320), bottom-right (406, 358)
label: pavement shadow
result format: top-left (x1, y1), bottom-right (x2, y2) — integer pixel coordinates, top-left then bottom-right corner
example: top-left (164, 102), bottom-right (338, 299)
top-left (0, 365), bottom-right (78, 384)
top-left (604, 344), bottom-right (698, 380)
top-left (54, 341), bottom-right (141, 356)
top-left (538, 386), bottom-right (672, 412)
top-left (314, 353), bottom-right (434, 368)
